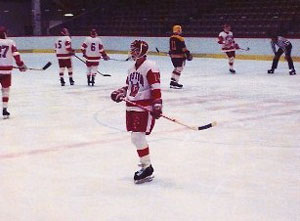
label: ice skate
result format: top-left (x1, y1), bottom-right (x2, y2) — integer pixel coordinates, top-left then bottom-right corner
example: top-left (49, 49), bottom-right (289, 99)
top-left (134, 164), bottom-right (154, 184)
top-left (69, 77), bottom-right (75, 85)
top-left (268, 69), bottom-right (274, 74)
top-left (289, 69), bottom-right (296, 75)
top-left (170, 80), bottom-right (183, 89)
top-left (91, 76), bottom-right (95, 86)
top-left (87, 76), bottom-right (91, 86)
top-left (60, 77), bottom-right (65, 86)
top-left (2, 108), bottom-right (10, 119)
top-left (229, 68), bottom-right (236, 74)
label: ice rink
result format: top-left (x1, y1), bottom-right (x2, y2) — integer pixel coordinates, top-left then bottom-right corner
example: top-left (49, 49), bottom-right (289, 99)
top-left (0, 53), bottom-right (300, 221)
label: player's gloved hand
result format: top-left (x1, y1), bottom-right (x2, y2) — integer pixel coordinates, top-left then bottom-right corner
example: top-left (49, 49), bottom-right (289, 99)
top-left (234, 43), bottom-right (240, 49)
top-left (82, 50), bottom-right (87, 58)
top-left (186, 51), bottom-right (193, 61)
top-left (18, 62), bottom-right (27, 72)
top-left (111, 87), bottom-right (127, 103)
top-left (70, 49), bottom-right (76, 56)
top-left (103, 55), bottom-right (110, 61)
top-left (152, 99), bottom-right (162, 119)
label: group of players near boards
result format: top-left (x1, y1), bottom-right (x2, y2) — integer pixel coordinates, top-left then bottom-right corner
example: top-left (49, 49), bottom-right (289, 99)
top-left (0, 24), bottom-right (297, 183)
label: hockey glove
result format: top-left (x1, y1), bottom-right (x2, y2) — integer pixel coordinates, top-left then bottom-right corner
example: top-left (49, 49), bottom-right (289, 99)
top-left (82, 50), bottom-right (87, 58)
top-left (102, 52), bottom-right (110, 61)
top-left (70, 49), bottom-right (76, 56)
top-left (234, 43), bottom-right (240, 50)
top-left (18, 62), bottom-right (27, 72)
top-left (186, 51), bottom-right (193, 61)
top-left (152, 99), bottom-right (162, 119)
top-left (111, 87), bottom-right (127, 103)
top-left (103, 55), bottom-right (110, 61)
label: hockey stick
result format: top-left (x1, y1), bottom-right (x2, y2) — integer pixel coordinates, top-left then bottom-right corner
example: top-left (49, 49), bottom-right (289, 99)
top-left (222, 47), bottom-right (250, 53)
top-left (124, 99), bottom-right (217, 131)
top-left (155, 47), bottom-right (169, 56)
top-left (155, 47), bottom-right (194, 61)
top-left (240, 47), bottom-right (250, 51)
top-left (13, 62), bottom-right (52, 71)
top-left (109, 57), bottom-right (131, 62)
top-left (74, 54), bottom-right (111, 77)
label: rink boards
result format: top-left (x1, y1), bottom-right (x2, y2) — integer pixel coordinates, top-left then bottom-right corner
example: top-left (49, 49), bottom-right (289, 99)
top-left (12, 36), bottom-right (300, 62)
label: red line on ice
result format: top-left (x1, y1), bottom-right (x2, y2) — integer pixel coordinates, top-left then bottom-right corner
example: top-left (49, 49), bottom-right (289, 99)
top-left (0, 136), bottom-right (127, 160)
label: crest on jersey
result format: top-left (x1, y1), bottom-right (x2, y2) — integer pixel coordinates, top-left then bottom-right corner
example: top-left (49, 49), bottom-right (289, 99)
top-left (130, 40), bottom-right (149, 61)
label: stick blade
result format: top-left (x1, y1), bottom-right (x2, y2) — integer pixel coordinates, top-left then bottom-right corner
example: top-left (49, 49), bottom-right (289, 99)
top-left (42, 62), bottom-right (52, 70)
top-left (197, 121), bottom-right (217, 130)
top-left (102, 73), bottom-right (111, 77)
top-left (155, 47), bottom-right (160, 53)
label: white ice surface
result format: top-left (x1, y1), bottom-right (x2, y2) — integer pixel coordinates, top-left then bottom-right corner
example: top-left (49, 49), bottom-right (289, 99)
top-left (0, 53), bottom-right (299, 221)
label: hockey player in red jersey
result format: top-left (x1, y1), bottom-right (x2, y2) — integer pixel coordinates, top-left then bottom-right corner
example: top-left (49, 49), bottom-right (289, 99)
top-left (81, 29), bottom-right (109, 86)
top-left (169, 25), bottom-right (193, 89)
top-left (0, 26), bottom-right (27, 118)
top-left (55, 27), bottom-right (75, 86)
top-left (111, 40), bottom-right (162, 184)
top-left (218, 24), bottom-right (240, 74)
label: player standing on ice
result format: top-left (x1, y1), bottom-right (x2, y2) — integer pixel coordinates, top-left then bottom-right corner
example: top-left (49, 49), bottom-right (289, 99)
top-left (218, 24), bottom-right (240, 74)
top-left (81, 29), bottom-right (109, 86)
top-left (110, 40), bottom-right (162, 184)
top-left (267, 34), bottom-right (296, 75)
top-left (0, 26), bottom-right (27, 118)
top-left (169, 25), bottom-right (193, 89)
top-left (54, 27), bottom-right (75, 86)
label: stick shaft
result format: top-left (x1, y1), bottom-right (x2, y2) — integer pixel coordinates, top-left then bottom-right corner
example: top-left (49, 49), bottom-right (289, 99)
top-left (124, 99), bottom-right (199, 131)
top-left (13, 66), bottom-right (44, 71)
top-left (74, 54), bottom-right (111, 77)
top-left (13, 62), bottom-right (51, 71)
top-left (109, 57), bottom-right (130, 62)
top-left (222, 47), bottom-right (249, 53)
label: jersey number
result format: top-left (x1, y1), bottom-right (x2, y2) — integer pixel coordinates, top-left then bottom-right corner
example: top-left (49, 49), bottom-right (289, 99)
top-left (170, 40), bottom-right (176, 51)
top-left (57, 40), bottom-right (62, 49)
top-left (0, 45), bottom-right (9, 58)
top-left (91, 43), bottom-right (96, 51)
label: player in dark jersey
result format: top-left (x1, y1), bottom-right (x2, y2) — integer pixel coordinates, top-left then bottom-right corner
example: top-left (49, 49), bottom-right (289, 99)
top-left (169, 25), bottom-right (192, 89)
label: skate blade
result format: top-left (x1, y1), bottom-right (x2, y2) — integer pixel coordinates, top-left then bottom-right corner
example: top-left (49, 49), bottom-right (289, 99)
top-left (170, 86), bottom-right (183, 89)
top-left (3, 116), bottom-right (9, 119)
top-left (134, 175), bottom-right (154, 184)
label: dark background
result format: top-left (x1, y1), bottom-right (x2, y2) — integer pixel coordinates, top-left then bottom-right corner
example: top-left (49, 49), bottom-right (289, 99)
top-left (1, 0), bottom-right (300, 37)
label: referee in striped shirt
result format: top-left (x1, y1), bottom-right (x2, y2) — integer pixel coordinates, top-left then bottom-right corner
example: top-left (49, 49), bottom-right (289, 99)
top-left (268, 35), bottom-right (296, 75)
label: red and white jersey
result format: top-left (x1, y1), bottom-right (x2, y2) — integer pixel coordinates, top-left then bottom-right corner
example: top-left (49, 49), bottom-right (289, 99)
top-left (81, 36), bottom-right (105, 62)
top-left (218, 31), bottom-right (236, 52)
top-left (125, 59), bottom-right (161, 112)
top-left (0, 38), bottom-right (21, 74)
top-left (55, 36), bottom-right (72, 59)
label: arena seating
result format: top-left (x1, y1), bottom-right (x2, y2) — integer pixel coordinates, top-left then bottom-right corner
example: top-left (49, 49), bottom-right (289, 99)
top-left (49, 0), bottom-right (300, 38)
